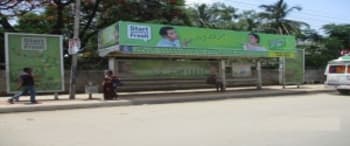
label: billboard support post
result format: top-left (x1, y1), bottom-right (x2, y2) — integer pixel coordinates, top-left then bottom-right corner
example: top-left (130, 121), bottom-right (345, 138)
top-left (256, 60), bottom-right (262, 90)
top-left (108, 57), bottom-right (117, 74)
top-left (219, 60), bottom-right (226, 91)
top-left (54, 92), bottom-right (59, 100)
top-left (280, 57), bottom-right (286, 89)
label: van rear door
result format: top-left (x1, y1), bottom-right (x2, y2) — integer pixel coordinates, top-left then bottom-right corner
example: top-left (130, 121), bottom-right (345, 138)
top-left (326, 64), bottom-right (350, 87)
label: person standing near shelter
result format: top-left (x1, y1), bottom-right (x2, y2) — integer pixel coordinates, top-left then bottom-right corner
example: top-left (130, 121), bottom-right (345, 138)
top-left (111, 74), bottom-right (122, 99)
top-left (102, 70), bottom-right (118, 100)
top-left (215, 74), bottom-right (224, 92)
top-left (206, 73), bottom-right (224, 92)
top-left (8, 67), bottom-right (38, 104)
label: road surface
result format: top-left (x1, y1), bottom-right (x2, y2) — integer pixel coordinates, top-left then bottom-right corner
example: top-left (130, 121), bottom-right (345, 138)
top-left (1, 92), bottom-right (350, 146)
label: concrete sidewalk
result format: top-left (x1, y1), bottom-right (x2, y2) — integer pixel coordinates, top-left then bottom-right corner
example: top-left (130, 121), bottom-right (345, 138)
top-left (0, 84), bottom-right (333, 114)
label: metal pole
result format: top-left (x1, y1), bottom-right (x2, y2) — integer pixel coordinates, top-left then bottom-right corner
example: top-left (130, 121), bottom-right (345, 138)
top-left (219, 60), bottom-right (226, 91)
top-left (69, 0), bottom-right (81, 99)
top-left (256, 60), bottom-right (262, 90)
top-left (281, 57), bottom-right (286, 89)
top-left (108, 58), bottom-right (116, 73)
top-left (54, 92), bottom-right (59, 100)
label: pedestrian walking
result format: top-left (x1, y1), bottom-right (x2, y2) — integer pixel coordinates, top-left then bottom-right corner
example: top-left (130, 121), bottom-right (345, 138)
top-left (8, 67), bottom-right (38, 104)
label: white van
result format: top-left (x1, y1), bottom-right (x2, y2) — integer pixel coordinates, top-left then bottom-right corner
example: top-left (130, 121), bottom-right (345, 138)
top-left (324, 55), bottom-right (350, 94)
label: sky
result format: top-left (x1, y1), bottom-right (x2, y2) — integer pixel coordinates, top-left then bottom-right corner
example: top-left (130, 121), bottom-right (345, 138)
top-left (186, 0), bottom-right (350, 33)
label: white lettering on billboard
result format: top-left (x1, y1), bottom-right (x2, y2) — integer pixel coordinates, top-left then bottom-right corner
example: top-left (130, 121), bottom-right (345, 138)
top-left (127, 24), bottom-right (151, 41)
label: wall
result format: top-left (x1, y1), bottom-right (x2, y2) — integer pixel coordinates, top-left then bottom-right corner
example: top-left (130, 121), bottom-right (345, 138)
top-left (304, 69), bottom-right (325, 84)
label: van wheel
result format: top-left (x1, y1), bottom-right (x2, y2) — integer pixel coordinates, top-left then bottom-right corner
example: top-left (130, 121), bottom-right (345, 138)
top-left (337, 89), bottom-right (350, 95)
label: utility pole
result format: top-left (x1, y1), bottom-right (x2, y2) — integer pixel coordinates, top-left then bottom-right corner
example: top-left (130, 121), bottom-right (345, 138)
top-left (69, 0), bottom-right (81, 99)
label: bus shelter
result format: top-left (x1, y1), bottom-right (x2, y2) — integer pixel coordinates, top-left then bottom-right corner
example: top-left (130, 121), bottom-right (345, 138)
top-left (98, 21), bottom-right (303, 91)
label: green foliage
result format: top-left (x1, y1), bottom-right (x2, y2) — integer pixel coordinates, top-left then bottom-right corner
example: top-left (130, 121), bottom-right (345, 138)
top-left (236, 10), bottom-right (262, 31)
top-left (258, 0), bottom-right (309, 35)
top-left (187, 2), bottom-right (238, 29)
top-left (323, 24), bottom-right (350, 48)
top-left (97, 0), bottom-right (187, 27)
top-left (300, 24), bottom-right (350, 68)
top-left (16, 13), bottom-right (55, 33)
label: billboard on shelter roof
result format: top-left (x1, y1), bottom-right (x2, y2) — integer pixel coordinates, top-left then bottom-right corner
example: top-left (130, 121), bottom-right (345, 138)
top-left (98, 22), bottom-right (119, 49)
top-left (98, 21), bottom-right (296, 58)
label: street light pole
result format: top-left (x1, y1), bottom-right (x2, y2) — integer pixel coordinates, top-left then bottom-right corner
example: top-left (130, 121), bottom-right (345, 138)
top-left (69, 0), bottom-right (81, 99)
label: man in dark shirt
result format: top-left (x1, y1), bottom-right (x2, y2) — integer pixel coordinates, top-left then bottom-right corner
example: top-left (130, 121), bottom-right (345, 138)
top-left (8, 67), bottom-right (37, 104)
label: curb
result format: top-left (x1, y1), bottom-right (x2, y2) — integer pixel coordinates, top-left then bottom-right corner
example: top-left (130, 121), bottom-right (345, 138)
top-left (129, 89), bottom-right (334, 105)
top-left (0, 101), bottom-right (133, 114)
top-left (0, 89), bottom-right (334, 114)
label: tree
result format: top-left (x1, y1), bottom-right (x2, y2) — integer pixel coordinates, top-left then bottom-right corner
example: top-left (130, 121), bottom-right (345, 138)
top-left (187, 2), bottom-right (238, 29)
top-left (298, 29), bottom-right (325, 68)
top-left (0, 0), bottom-right (103, 68)
top-left (236, 10), bottom-right (262, 31)
top-left (16, 12), bottom-right (55, 33)
top-left (97, 0), bottom-right (186, 26)
top-left (299, 24), bottom-right (350, 68)
top-left (322, 24), bottom-right (350, 62)
top-left (259, 0), bottom-right (309, 35)
top-left (0, 0), bottom-right (45, 68)
top-left (323, 24), bottom-right (350, 48)
top-left (0, 0), bottom-right (46, 32)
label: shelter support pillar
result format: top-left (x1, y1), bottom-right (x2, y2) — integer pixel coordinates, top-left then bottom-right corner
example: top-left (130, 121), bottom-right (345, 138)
top-left (256, 60), bottom-right (262, 90)
top-left (219, 59), bottom-right (226, 91)
top-left (108, 57), bottom-right (118, 74)
top-left (279, 57), bottom-right (286, 89)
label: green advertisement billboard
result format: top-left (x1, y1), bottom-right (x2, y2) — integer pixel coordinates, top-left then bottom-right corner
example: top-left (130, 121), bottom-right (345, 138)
top-left (98, 21), bottom-right (296, 58)
top-left (98, 22), bottom-right (119, 49)
top-left (117, 59), bottom-right (218, 79)
top-left (5, 33), bottom-right (64, 93)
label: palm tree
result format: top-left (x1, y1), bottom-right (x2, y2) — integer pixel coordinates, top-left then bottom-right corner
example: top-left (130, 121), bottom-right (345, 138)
top-left (259, 0), bottom-right (309, 35)
top-left (188, 3), bottom-right (216, 28)
top-left (211, 3), bottom-right (238, 29)
top-left (188, 3), bottom-right (238, 29)
top-left (236, 10), bottom-right (262, 31)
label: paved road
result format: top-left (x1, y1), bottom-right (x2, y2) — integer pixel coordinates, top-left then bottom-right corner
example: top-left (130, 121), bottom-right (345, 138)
top-left (1, 92), bottom-right (350, 146)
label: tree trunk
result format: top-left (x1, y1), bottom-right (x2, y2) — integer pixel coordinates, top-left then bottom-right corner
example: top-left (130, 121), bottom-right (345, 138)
top-left (52, 4), bottom-right (64, 34)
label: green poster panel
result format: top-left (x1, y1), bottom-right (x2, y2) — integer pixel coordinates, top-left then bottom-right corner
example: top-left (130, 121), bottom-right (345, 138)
top-left (117, 59), bottom-right (218, 79)
top-left (98, 22), bottom-right (119, 49)
top-left (98, 21), bottom-right (297, 58)
top-left (118, 21), bottom-right (296, 51)
top-left (285, 49), bottom-right (304, 84)
top-left (5, 33), bottom-right (64, 93)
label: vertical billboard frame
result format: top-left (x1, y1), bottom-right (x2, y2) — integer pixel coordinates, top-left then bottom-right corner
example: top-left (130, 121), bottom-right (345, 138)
top-left (281, 49), bottom-right (305, 88)
top-left (5, 33), bottom-right (64, 93)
